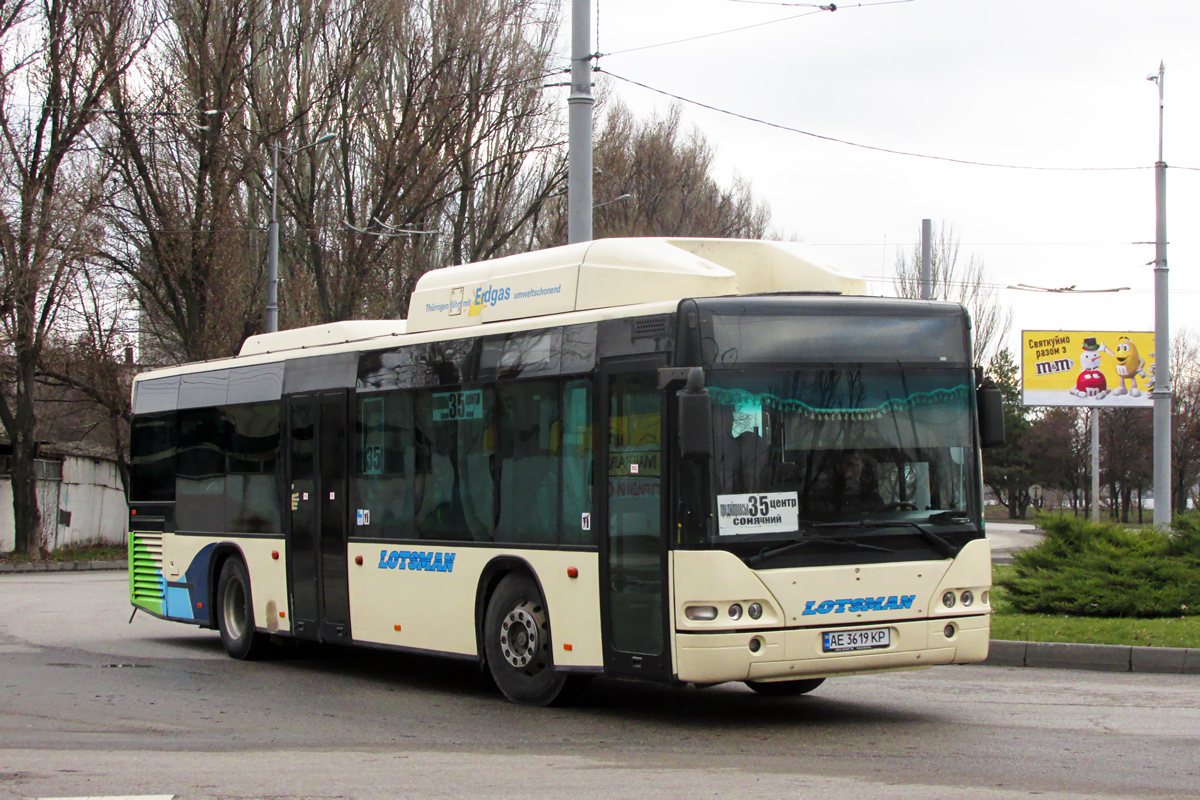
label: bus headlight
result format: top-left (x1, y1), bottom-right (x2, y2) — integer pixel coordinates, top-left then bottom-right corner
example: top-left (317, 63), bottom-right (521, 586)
top-left (728, 603), bottom-right (743, 620)
top-left (960, 590), bottom-right (974, 607)
top-left (942, 591), bottom-right (956, 609)
top-left (748, 603), bottom-right (763, 620)
top-left (685, 605), bottom-right (718, 621)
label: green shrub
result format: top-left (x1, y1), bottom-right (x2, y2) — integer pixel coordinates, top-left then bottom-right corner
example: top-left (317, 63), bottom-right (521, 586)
top-left (997, 512), bottom-right (1200, 618)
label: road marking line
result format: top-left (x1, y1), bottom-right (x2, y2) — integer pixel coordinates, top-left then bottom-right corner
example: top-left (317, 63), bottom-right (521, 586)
top-left (34, 796), bottom-right (175, 800)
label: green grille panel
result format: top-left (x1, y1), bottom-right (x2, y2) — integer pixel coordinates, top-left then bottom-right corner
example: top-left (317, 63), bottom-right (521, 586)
top-left (129, 529), bottom-right (164, 615)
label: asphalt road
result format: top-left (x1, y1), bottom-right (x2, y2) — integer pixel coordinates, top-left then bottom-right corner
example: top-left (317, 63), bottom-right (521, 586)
top-left (1, 573), bottom-right (1197, 800)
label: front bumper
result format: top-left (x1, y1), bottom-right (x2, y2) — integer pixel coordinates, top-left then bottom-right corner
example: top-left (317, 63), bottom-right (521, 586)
top-left (674, 613), bottom-right (989, 684)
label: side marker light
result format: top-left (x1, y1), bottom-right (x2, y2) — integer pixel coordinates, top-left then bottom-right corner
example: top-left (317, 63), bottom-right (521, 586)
top-left (567, 567), bottom-right (578, 578)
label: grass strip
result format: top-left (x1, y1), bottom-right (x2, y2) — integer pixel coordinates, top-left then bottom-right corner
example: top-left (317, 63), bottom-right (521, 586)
top-left (990, 613), bottom-right (1200, 649)
top-left (0, 542), bottom-right (126, 563)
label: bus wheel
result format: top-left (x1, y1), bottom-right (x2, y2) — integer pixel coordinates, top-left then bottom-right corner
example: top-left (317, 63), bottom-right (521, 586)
top-left (745, 678), bottom-right (825, 697)
top-left (484, 574), bottom-right (571, 706)
top-left (217, 558), bottom-right (270, 660)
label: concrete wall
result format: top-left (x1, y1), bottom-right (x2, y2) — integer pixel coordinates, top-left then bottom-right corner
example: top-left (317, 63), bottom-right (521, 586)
top-left (0, 455), bottom-right (127, 552)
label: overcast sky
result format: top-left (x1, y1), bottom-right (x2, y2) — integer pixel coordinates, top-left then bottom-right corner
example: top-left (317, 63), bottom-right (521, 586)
top-left (577, 0), bottom-right (1200, 360)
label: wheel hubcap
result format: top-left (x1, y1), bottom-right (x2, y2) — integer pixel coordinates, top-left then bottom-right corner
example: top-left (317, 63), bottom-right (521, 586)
top-left (223, 578), bottom-right (247, 639)
top-left (499, 602), bottom-right (544, 670)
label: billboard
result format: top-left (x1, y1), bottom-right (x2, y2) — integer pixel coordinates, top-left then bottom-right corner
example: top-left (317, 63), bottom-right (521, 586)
top-left (1021, 330), bottom-right (1155, 408)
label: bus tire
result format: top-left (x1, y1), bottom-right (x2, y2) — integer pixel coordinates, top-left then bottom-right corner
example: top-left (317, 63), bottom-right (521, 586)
top-left (745, 678), bottom-right (825, 697)
top-left (217, 557), bottom-right (270, 660)
top-left (484, 573), bottom-right (571, 706)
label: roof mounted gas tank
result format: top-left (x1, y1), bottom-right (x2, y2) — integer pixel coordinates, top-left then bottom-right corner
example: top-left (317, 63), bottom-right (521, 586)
top-left (405, 237), bottom-right (865, 334)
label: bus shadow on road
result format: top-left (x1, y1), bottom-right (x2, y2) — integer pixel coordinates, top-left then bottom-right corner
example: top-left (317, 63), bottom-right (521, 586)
top-left (568, 677), bottom-right (933, 729)
top-left (229, 640), bottom-right (933, 729)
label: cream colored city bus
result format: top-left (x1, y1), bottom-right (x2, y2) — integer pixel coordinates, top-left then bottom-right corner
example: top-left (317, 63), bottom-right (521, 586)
top-left (127, 237), bottom-right (1003, 705)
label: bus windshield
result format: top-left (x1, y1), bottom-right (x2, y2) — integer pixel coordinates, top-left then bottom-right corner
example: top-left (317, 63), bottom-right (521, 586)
top-left (702, 367), bottom-right (981, 560)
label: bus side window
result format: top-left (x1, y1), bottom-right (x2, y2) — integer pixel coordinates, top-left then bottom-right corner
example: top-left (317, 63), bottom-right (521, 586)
top-left (225, 402), bottom-right (281, 534)
top-left (177, 407), bottom-right (225, 533)
top-left (560, 378), bottom-right (593, 546)
top-left (354, 392), bottom-right (414, 538)
top-left (496, 380), bottom-right (559, 545)
top-left (130, 412), bottom-right (177, 502)
top-left (415, 388), bottom-right (495, 542)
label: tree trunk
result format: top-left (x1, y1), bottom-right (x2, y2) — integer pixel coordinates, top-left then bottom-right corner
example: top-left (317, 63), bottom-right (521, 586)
top-left (9, 365), bottom-right (43, 556)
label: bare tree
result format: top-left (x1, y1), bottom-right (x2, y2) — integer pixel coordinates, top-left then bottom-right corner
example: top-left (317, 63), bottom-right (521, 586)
top-left (39, 265), bottom-right (137, 495)
top-left (0, 0), bottom-right (148, 555)
top-left (102, 0), bottom-right (265, 364)
top-left (893, 221), bottom-right (1012, 366)
top-left (1026, 406), bottom-right (1090, 514)
top-left (1101, 407), bottom-right (1153, 523)
top-left (536, 101), bottom-right (772, 246)
top-left (1171, 328), bottom-right (1200, 514)
top-left (252, 0), bottom-right (566, 325)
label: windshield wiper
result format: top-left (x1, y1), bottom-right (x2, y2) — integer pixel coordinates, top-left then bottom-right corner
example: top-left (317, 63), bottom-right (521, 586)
top-left (747, 535), bottom-right (894, 566)
top-left (811, 519), bottom-right (959, 558)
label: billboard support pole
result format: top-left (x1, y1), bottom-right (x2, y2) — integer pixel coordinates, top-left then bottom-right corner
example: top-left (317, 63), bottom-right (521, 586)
top-left (920, 219), bottom-right (932, 300)
top-left (1150, 62), bottom-right (1171, 527)
top-left (1091, 407), bottom-right (1100, 522)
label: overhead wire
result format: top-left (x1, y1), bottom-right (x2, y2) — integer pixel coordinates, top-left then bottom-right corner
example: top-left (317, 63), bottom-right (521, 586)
top-left (600, 70), bottom-right (1172, 172)
top-left (726, 0), bottom-right (913, 6)
top-left (598, 9), bottom-right (826, 57)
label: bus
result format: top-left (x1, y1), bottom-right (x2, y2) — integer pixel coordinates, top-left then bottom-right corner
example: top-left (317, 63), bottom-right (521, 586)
top-left (127, 237), bottom-right (1003, 706)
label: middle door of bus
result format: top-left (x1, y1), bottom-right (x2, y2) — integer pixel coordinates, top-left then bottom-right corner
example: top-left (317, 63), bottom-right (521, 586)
top-left (286, 390), bottom-right (352, 644)
top-left (598, 357), bottom-right (672, 681)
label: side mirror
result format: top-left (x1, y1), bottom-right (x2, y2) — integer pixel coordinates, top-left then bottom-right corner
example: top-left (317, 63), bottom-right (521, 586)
top-left (679, 367), bottom-right (712, 460)
top-left (977, 379), bottom-right (1005, 448)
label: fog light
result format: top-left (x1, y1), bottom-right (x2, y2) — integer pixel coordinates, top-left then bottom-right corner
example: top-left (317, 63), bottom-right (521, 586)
top-left (748, 637), bottom-right (762, 653)
top-left (942, 591), bottom-right (956, 609)
top-left (944, 623), bottom-right (956, 639)
top-left (748, 603), bottom-right (763, 620)
top-left (960, 590), bottom-right (974, 607)
top-left (685, 605), bottom-right (718, 621)
top-left (729, 603), bottom-right (743, 620)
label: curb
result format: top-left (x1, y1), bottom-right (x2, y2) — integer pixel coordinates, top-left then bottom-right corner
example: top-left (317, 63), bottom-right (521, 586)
top-left (0, 560), bottom-right (126, 574)
top-left (983, 639), bottom-right (1200, 675)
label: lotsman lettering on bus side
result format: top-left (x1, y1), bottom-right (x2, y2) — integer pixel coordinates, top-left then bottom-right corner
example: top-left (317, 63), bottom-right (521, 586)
top-left (376, 550), bottom-right (456, 573)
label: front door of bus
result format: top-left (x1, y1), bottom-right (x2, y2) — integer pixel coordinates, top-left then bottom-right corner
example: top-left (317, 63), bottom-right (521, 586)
top-left (598, 360), bottom-right (671, 681)
top-left (286, 391), bottom-right (352, 644)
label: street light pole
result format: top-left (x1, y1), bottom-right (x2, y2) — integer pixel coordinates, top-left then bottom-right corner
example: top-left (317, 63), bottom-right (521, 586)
top-left (265, 133), bottom-right (336, 333)
top-left (1149, 62), bottom-right (1171, 527)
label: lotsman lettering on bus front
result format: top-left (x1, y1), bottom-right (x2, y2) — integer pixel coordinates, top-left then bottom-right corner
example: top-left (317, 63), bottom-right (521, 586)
top-left (801, 595), bottom-right (916, 615)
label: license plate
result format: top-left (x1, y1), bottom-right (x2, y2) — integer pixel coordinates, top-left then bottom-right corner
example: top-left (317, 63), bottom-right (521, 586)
top-left (823, 627), bottom-right (891, 653)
